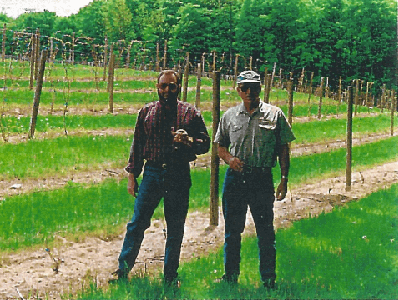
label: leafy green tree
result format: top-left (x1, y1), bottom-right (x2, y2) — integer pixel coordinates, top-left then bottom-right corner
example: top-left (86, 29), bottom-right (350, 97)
top-left (235, 0), bottom-right (269, 61)
top-left (170, 4), bottom-right (211, 58)
top-left (13, 10), bottom-right (57, 36)
top-left (75, 0), bottom-right (106, 44)
top-left (103, 0), bottom-right (134, 43)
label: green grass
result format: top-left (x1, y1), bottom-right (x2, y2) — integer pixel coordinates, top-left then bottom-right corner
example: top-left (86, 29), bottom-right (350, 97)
top-left (76, 184), bottom-right (398, 299)
top-left (1, 114), bottom-right (138, 133)
top-left (1, 120), bottom-right (397, 181)
top-left (1, 136), bottom-right (397, 252)
top-left (293, 114), bottom-right (397, 144)
top-left (0, 135), bottom-right (132, 179)
top-left (0, 179), bottom-right (133, 250)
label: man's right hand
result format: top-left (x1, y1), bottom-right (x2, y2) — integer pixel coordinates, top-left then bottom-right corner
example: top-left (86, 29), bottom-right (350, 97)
top-left (127, 173), bottom-right (138, 197)
top-left (228, 157), bottom-right (245, 172)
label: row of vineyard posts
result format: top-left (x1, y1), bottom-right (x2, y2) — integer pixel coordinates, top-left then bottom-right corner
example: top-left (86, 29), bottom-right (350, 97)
top-left (1, 23), bottom-right (397, 105)
top-left (1, 24), bottom-right (397, 226)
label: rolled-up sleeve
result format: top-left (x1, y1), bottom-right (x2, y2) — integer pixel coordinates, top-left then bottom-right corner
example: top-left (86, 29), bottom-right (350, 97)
top-left (214, 114), bottom-right (230, 148)
top-left (125, 108), bottom-right (146, 178)
top-left (277, 111), bottom-right (296, 145)
top-left (192, 112), bottom-right (210, 155)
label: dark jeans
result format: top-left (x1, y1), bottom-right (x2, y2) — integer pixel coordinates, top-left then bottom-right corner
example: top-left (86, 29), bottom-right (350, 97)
top-left (118, 164), bottom-right (191, 281)
top-left (222, 168), bottom-right (276, 282)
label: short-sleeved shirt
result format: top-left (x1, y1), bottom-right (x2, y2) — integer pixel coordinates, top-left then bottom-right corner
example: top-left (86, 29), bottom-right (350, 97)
top-left (215, 101), bottom-right (295, 168)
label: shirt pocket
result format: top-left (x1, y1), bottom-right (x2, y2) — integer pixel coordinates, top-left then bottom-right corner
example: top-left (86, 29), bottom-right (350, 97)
top-left (230, 124), bottom-right (244, 144)
top-left (258, 119), bottom-right (277, 130)
top-left (257, 119), bottom-right (277, 145)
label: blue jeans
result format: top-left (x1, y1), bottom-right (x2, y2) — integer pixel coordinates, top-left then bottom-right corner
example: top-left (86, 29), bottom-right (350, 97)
top-left (222, 168), bottom-right (276, 282)
top-left (118, 164), bottom-right (191, 281)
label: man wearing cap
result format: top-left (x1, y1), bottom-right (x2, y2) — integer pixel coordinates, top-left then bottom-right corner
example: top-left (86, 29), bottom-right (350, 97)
top-left (112, 70), bottom-right (210, 287)
top-left (214, 70), bottom-right (295, 288)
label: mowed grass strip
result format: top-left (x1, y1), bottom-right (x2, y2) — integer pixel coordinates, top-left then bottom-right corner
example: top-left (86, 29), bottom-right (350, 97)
top-left (1, 114), bottom-right (396, 181)
top-left (1, 135), bottom-right (132, 180)
top-left (293, 114), bottom-right (398, 144)
top-left (0, 136), bottom-right (397, 252)
top-left (2, 114), bottom-right (138, 133)
top-left (80, 184), bottom-right (398, 299)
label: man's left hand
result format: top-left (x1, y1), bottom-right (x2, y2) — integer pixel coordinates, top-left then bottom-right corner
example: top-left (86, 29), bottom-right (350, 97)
top-left (173, 129), bottom-right (193, 147)
top-left (276, 179), bottom-right (288, 200)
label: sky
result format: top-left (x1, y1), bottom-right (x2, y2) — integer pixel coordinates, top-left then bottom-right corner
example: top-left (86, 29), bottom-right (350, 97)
top-left (0, 0), bottom-right (94, 18)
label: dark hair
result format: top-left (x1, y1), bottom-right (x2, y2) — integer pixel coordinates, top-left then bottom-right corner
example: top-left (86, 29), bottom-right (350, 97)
top-left (158, 70), bottom-right (181, 86)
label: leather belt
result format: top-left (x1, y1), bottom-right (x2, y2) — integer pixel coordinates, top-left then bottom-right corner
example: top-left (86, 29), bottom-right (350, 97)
top-left (145, 161), bottom-right (189, 170)
top-left (146, 161), bottom-right (168, 169)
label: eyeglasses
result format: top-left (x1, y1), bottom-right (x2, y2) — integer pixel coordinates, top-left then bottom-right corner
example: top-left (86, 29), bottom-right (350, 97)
top-left (239, 83), bottom-right (261, 93)
top-left (159, 83), bottom-right (178, 91)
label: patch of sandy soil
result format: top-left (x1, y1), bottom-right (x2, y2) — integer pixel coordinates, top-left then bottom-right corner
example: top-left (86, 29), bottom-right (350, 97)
top-left (0, 160), bottom-right (397, 299)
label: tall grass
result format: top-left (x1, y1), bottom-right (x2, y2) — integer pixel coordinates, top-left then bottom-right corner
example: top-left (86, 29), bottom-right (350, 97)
top-left (77, 184), bottom-right (398, 299)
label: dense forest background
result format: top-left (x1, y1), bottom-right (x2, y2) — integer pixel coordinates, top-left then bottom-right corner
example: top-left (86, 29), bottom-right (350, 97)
top-left (0, 0), bottom-right (397, 91)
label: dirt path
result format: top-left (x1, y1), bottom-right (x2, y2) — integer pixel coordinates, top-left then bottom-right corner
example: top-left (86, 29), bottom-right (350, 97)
top-left (0, 160), bottom-right (397, 299)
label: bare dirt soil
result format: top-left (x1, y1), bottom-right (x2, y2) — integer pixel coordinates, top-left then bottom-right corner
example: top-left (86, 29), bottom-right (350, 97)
top-left (0, 159), bottom-right (397, 300)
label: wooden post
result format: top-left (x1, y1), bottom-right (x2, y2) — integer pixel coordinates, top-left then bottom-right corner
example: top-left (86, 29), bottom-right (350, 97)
top-left (29, 33), bottom-right (36, 90)
top-left (249, 56), bottom-right (252, 70)
top-left (71, 32), bottom-right (75, 64)
top-left (34, 30), bottom-right (40, 80)
top-left (103, 36), bottom-right (108, 81)
top-left (108, 50), bottom-right (115, 113)
top-left (298, 67), bottom-right (305, 92)
top-left (50, 37), bottom-right (54, 63)
top-left (182, 52), bottom-right (189, 102)
top-left (337, 77), bottom-right (342, 116)
top-left (346, 86), bottom-right (353, 191)
top-left (263, 67), bottom-right (270, 104)
top-left (2, 23), bottom-right (6, 62)
top-left (391, 90), bottom-right (396, 136)
top-left (201, 53), bottom-right (206, 74)
top-left (317, 77), bottom-right (324, 119)
top-left (210, 71), bottom-right (221, 226)
top-left (195, 62), bottom-right (201, 108)
top-left (287, 79), bottom-right (294, 125)
top-left (163, 40), bottom-right (167, 69)
top-left (212, 50), bottom-right (216, 72)
top-left (28, 50), bottom-right (48, 139)
top-left (365, 82), bottom-right (370, 113)
top-left (381, 84), bottom-right (386, 113)
top-left (156, 42), bottom-right (160, 72)
top-left (270, 62), bottom-right (276, 90)
top-left (354, 79), bottom-right (359, 116)
top-left (233, 54), bottom-right (239, 89)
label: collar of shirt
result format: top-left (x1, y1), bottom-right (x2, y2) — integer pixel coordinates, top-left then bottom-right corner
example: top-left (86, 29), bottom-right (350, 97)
top-left (237, 102), bottom-right (263, 116)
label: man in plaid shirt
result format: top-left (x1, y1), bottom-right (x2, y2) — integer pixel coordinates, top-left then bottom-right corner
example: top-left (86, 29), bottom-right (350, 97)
top-left (112, 70), bottom-right (210, 287)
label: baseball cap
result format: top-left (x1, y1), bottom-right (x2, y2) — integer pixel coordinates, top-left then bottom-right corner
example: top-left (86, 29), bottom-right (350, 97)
top-left (236, 70), bottom-right (261, 84)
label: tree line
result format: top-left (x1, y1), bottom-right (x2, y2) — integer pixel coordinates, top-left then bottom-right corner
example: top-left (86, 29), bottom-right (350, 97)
top-left (0, 0), bottom-right (396, 93)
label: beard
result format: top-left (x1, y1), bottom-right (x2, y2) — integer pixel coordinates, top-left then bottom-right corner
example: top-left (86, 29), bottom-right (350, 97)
top-left (158, 89), bottom-right (178, 106)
